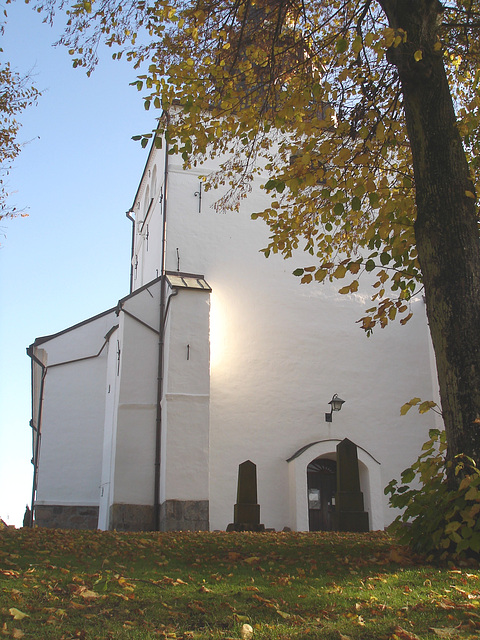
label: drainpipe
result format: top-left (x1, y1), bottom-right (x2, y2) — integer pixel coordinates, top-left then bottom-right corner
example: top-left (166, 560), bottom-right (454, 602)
top-left (26, 346), bottom-right (47, 528)
top-left (126, 209), bottom-right (135, 294)
top-left (154, 112), bottom-right (170, 531)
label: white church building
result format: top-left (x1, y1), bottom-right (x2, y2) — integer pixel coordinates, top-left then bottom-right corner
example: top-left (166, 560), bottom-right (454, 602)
top-left (27, 135), bottom-right (439, 532)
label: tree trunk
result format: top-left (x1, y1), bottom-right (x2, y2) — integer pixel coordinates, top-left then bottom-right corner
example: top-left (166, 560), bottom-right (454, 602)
top-left (379, 0), bottom-right (480, 469)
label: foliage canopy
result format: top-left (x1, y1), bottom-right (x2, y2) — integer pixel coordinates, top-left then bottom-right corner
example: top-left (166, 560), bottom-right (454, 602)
top-left (48, 0), bottom-right (480, 331)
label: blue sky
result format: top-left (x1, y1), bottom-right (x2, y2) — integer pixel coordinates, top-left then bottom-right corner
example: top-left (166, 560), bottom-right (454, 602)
top-left (0, 1), bottom-right (154, 525)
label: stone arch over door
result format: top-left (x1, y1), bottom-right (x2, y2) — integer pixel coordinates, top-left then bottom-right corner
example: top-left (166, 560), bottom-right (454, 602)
top-left (286, 439), bottom-right (383, 532)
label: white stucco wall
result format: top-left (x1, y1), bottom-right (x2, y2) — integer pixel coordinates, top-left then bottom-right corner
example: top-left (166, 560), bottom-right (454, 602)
top-left (34, 310), bottom-right (117, 508)
top-left (138, 151), bottom-right (437, 532)
top-left (161, 288), bottom-right (210, 504)
top-left (98, 325), bottom-right (120, 529)
top-left (109, 284), bottom-right (161, 507)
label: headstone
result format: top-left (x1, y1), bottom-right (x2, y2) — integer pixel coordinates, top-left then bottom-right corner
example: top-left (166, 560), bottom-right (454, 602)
top-left (23, 505), bottom-right (32, 528)
top-left (227, 460), bottom-right (265, 531)
top-left (334, 438), bottom-right (369, 532)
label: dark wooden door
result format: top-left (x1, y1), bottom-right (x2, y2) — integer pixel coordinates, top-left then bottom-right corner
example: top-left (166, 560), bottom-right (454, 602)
top-left (307, 458), bottom-right (337, 531)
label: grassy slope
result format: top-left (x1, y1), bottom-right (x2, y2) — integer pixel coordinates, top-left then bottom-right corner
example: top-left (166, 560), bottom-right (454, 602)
top-left (1, 529), bottom-right (479, 639)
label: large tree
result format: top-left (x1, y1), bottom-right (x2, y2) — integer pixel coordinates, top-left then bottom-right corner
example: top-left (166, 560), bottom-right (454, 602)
top-left (51, 0), bottom-right (480, 472)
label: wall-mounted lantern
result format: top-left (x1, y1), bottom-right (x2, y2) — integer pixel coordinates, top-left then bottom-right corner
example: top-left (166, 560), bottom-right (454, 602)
top-left (325, 394), bottom-right (345, 422)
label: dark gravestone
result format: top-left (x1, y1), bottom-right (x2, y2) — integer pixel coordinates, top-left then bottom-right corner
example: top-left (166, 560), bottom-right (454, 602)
top-left (334, 438), bottom-right (369, 532)
top-left (227, 460), bottom-right (265, 531)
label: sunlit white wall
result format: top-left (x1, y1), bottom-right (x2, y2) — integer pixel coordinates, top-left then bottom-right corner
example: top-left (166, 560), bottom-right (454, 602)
top-left (157, 152), bottom-right (437, 532)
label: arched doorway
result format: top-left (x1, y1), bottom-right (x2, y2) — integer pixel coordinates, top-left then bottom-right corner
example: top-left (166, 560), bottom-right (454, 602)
top-left (307, 458), bottom-right (336, 531)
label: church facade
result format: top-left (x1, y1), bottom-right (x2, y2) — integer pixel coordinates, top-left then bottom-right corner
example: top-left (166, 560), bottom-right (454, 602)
top-left (28, 138), bottom-right (440, 532)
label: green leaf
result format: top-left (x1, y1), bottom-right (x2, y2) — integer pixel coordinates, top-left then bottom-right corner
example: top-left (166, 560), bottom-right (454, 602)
top-left (368, 192), bottom-right (380, 208)
top-left (351, 196), bottom-right (362, 211)
top-left (401, 468), bottom-right (415, 483)
top-left (293, 268), bottom-right (304, 276)
top-left (336, 38), bottom-right (348, 53)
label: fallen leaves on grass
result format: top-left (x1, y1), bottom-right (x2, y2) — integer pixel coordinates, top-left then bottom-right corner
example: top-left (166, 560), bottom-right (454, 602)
top-left (1, 528), bottom-right (479, 640)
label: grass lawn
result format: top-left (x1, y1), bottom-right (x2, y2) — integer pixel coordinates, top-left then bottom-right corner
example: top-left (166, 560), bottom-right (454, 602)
top-left (1, 528), bottom-right (479, 639)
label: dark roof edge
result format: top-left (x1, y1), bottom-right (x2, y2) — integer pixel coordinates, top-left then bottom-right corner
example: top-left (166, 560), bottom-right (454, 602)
top-left (30, 270), bottom-right (210, 348)
top-left (32, 306), bottom-right (118, 347)
top-left (117, 275), bottom-right (162, 307)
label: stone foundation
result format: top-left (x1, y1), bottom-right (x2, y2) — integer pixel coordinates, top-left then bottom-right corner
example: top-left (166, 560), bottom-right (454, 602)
top-left (34, 505), bottom-right (99, 529)
top-left (160, 500), bottom-right (209, 531)
top-left (109, 504), bottom-right (155, 531)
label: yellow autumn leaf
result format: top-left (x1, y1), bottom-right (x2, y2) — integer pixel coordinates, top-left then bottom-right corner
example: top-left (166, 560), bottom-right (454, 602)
top-left (414, 50), bottom-right (423, 62)
top-left (12, 630), bottom-right (25, 640)
top-left (418, 400), bottom-right (437, 414)
top-left (9, 608), bottom-right (29, 621)
top-left (394, 626), bottom-right (422, 640)
top-left (79, 589), bottom-right (100, 599)
top-left (234, 614), bottom-right (250, 623)
top-left (314, 269), bottom-right (327, 282)
top-left (465, 486), bottom-right (480, 500)
top-left (400, 397), bottom-right (421, 415)
top-left (333, 264), bottom-right (347, 279)
top-left (364, 32), bottom-right (374, 47)
top-left (465, 190), bottom-right (476, 199)
top-left (352, 37), bottom-right (363, 54)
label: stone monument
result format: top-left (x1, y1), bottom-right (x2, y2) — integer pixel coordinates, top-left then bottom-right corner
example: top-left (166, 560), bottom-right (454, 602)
top-left (334, 438), bottom-right (369, 532)
top-left (227, 460), bottom-right (265, 531)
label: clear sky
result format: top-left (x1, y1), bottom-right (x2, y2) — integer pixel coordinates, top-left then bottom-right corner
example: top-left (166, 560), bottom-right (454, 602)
top-left (0, 1), bottom-right (154, 525)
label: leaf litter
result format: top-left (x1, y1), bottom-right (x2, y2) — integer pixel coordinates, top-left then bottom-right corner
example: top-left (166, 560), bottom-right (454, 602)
top-left (0, 528), bottom-right (479, 639)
